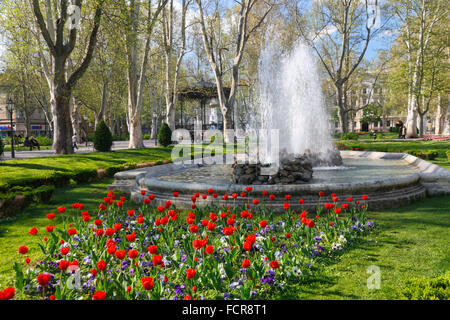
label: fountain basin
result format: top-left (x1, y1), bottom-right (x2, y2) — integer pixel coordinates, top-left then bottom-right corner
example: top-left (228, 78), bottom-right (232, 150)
top-left (109, 151), bottom-right (450, 212)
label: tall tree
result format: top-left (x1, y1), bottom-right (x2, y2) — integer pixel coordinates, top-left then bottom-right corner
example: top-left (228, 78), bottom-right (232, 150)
top-left (31, 0), bottom-right (103, 154)
top-left (298, 0), bottom-right (389, 133)
top-left (195, 0), bottom-right (274, 142)
top-left (162, 0), bottom-right (191, 131)
top-left (121, 0), bottom-right (168, 149)
top-left (392, 0), bottom-right (446, 138)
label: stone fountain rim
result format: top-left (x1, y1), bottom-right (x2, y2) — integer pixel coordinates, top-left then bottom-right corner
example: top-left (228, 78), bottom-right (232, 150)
top-left (134, 150), bottom-right (449, 194)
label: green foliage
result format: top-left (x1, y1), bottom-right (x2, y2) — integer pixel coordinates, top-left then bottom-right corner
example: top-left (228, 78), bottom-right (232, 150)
top-left (389, 127), bottom-right (399, 133)
top-left (397, 272), bottom-right (450, 300)
top-left (426, 150), bottom-right (439, 160)
top-left (446, 150), bottom-right (450, 160)
top-left (341, 133), bottom-right (359, 140)
top-left (0, 185), bottom-right (55, 217)
top-left (0, 136), bottom-right (3, 156)
top-left (94, 121), bottom-right (113, 152)
top-left (72, 169), bottom-right (98, 184)
top-left (360, 103), bottom-right (382, 125)
top-left (407, 150), bottom-right (426, 159)
top-left (34, 136), bottom-right (53, 146)
top-left (112, 135), bottom-right (129, 141)
top-left (143, 134), bottom-right (151, 140)
top-left (157, 123), bottom-right (172, 147)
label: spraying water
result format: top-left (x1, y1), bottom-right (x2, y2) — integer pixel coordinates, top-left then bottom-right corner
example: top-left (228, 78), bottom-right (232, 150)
top-left (256, 39), bottom-right (335, 164)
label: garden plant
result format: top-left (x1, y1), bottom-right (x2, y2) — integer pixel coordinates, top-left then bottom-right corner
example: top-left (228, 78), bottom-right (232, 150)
top-left (2, 188), bottom-right (374, 300)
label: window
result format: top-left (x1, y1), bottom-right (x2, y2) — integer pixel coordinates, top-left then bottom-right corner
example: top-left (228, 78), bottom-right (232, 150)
top-left (362, 88), bottom-right (367, 94)
top-left (335, 122), bottom-right (339, 128)
top-left (387, 120), bottom-right (391, 127)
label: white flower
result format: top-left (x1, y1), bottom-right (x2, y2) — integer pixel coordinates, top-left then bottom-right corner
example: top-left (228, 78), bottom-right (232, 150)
top-left (292, 266), bottom-right (302, 276)
top-left (338, 235), bottom-right (347, 244)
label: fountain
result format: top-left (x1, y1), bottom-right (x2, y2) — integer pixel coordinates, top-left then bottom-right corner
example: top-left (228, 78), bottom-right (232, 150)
top-left (109, 39), bottom-right (450, 211)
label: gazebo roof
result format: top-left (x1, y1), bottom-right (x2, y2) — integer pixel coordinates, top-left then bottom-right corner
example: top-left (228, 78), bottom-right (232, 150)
top-left (178, 80), bottom-right (230, 101)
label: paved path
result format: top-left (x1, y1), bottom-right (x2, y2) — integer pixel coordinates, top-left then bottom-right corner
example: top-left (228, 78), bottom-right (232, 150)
top-left (0, 140), bottom-right (158, 160)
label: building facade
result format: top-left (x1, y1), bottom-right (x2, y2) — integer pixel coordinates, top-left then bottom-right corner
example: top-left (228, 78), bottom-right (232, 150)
top-left (0, 86), bottom-right (49, 139)
top-left (332, 75), bottom-right (406, 133)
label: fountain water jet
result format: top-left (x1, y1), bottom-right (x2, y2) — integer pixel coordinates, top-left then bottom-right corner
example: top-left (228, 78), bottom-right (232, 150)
top-left (232, 39), bottom-right (342, 184)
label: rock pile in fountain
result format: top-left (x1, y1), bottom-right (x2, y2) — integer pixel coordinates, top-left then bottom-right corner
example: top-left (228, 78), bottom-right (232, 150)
top-left (231, 149), bottom-right (343, 185)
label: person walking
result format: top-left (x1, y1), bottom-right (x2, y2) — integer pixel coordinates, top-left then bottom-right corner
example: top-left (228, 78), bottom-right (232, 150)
top-left (401, 125), bottom-right (407, 139)
top-left (72, 133), bottom-right (79, 150)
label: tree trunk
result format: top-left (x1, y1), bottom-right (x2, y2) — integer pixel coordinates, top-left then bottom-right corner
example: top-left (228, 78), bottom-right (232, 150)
top-left (443, 96), bottom-right (450, 136)
top-left (406, 94), bottom-right (419, 138)
top-left (336, 84), bottom-right (348, 133)
top-left (53, 91), bottom-right (73, 154)
top-left (418, 113), bottom-right (425, 138)
top-left (435, 94), bottom-right (443, 134)
top-left (129, 116), bottom-right (144, 148)
top-left (70, 96), bottom-right (82, 139)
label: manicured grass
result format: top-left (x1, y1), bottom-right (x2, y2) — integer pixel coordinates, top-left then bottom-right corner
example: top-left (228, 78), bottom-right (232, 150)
top-left (0, 147), bottom-right (173, 187)
top-left (3, 145), bottom-right (53, 152)
top-left (341, 132), bottom-right (399, 140)
top-left (0, 179), bottom-right (119, 288)
top-left (338, 140), bottom-right (450, 169)
top-left (278, 195), bottom-right (450, 299)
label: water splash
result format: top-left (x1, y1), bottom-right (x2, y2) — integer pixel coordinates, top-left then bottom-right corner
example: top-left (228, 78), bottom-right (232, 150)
top-left (255, 39), bottom-right (334, 163)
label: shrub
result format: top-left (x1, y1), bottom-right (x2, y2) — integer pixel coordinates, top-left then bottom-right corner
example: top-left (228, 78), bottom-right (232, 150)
top-left (0, 136), bottom-right (3, 156)
top-left (158, 123), bottom-right (172, 147)
top-left (34, 136), bottom-right (53, 146)
top-left (143, 134), bottom-right (151, 140)
top-left (94, 121), bottom-right (113, 152)
top-left (112, 135), bottom-right (129, 141)
top-left (73, 169), bottom-right (98, 184)
top-left (446, 150), bottom-right (450, 160)
top-left (408, 150), bottom-right (426, 159)
top-left (426, 150), bottom-right (439, 161)
top-left (341, 133), bottom-right (359, 140)
top-left (397, 272), bottom-right (450, 300)
top-left (389, 127), bottom-right (399, 133)
top-left (30, 185), bottom-right (55, 203)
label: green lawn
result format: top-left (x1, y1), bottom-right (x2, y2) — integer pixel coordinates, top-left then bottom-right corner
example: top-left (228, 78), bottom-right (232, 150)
top-left (0, 179), bottom-right (118, 288)
top-left (3, 145), bottom-right (53, 152)
top-left (0, 177), bottom-right (449, 300)
top-left (280, 195), bottom-right (450, 299)
top-left (0, 147), bottom-right (173, 188)
top-left (338, 139), bottom-right (450, 169)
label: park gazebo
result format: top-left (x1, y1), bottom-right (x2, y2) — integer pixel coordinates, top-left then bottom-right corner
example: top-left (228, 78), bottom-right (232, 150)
top-left (177, 80), bottom-right (232, 136)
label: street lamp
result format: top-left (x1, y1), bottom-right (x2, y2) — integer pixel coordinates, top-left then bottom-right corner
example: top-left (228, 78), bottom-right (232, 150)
top-left (6, 98), bottom-right (15, 159)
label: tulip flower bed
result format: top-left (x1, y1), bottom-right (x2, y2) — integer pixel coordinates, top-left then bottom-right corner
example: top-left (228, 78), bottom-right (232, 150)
top-left (6, 188), bottom-right (374, 300)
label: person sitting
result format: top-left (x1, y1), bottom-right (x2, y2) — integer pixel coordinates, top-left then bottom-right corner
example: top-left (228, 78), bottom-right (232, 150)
top-left (30, 136), bottom-right (40, 150)
top-left (24, 137), bottom-right (31, 149)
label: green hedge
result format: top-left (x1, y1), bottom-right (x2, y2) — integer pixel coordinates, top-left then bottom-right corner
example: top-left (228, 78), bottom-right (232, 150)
top-left (34, 136), bottom-right (53, 146)
top-left (397, 272), bottom-right (450, 300)
top-left (408, 150), bottom-right (426, 159)
top-left (341, 133), bottom-right (359, 140)
top-left (426, 150), bottom-right (439, 160)
top-left (447, 150), bottom-right (450, 160)
top-left (0, 185), bottom-right (55, 205)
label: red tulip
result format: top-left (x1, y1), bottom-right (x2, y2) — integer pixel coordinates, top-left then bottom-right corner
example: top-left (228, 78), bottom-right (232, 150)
top-left (93, 291), bottom-right (106, 300)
